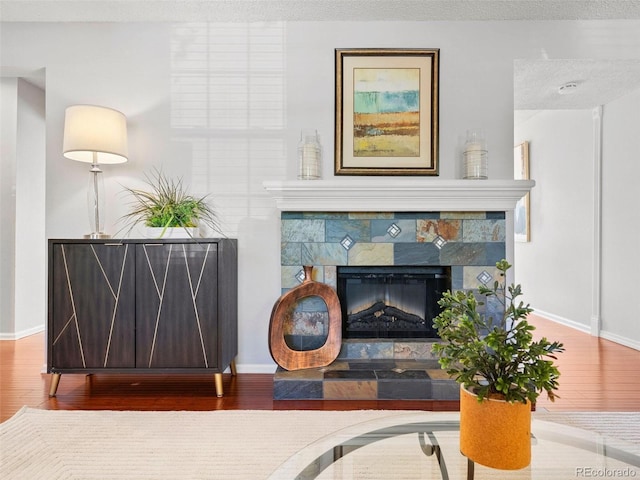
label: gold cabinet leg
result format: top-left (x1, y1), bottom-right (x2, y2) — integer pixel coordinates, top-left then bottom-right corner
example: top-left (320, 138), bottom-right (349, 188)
top-left (214, 373), bottom-right (224, 397)
top-left (230, 359), bottom-right (237, 376)
top-left (49, 373), bottom-right (61, 397)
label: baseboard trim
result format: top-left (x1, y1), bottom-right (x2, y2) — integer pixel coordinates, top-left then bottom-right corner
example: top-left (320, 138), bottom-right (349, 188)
top-left (234, 363), bottom-right (277, 374)
top-left (534, 309), bottom-right (639, 351)
top-left (599, 330), bottom-right (640, 351)
top-left (533, 309), bottom-right (591, 334)
top-left (0, 324), bottom-right (45, 340)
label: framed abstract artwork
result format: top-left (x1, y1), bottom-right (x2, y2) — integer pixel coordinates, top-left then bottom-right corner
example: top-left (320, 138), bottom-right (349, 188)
top-left (514, 141), bottom-right (530, 242)
top-left (334, 48), bottom-right (440, 176)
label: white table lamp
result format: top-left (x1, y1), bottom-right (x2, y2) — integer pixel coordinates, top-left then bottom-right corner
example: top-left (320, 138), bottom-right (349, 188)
top-left (63, 105), bottom-right (128, 238)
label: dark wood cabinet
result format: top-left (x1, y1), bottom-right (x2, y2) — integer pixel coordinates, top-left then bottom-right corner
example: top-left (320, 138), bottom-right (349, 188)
top-left (48, 238), bottom-right (237, 397)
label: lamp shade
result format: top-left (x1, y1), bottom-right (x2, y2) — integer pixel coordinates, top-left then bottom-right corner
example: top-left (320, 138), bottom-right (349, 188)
top-left (63, 105), bottom-right (128, 164)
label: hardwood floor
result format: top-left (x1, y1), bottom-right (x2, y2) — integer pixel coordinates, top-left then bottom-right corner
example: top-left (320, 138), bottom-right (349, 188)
top-left (1, 315), bottom-right (639, 422)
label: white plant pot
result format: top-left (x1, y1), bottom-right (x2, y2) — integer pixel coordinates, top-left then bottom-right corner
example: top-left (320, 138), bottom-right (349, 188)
top-left (144, 227), bottom-right (198, 239)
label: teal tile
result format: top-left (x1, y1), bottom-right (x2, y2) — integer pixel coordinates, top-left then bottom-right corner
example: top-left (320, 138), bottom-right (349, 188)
top-left (463, 219), bottom-right (506, 242)
top-left (282, 219), bottom-right (325, 242)
top-left (326, 219), bottom-right (371, 242)
top-left (281, 242), bottom-right (302, 266)
top-left (302, 243), bottom-right (348, 266)
top-left (371, 219), bottom-right (416, 243)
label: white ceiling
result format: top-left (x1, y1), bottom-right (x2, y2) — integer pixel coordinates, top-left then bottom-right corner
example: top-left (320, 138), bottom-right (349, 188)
top-left (2, 1), bottom-right (640, 111)
top-left (515, 59), bottom-right (640, 110)
top-left (2, 0), bottom-right (640, 22)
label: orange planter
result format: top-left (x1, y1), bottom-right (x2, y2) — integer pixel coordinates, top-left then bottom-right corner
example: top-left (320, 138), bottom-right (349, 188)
top-left (459, 385), bottom-right (532, 470)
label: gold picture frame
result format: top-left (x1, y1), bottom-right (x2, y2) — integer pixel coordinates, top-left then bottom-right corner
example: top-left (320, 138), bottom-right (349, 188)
top-left (514, 141), bottom-right (530, 242)
top-left (334, 48), bottom-right (439, 176)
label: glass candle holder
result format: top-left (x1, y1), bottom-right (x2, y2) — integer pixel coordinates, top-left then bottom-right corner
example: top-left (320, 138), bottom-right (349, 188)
top-left (463, 130), bottom-right (488, 179)
top-left (298, 129), bottom-right (321, 180)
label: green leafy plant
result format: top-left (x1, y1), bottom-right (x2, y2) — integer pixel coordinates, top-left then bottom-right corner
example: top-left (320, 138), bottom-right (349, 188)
top-left (432, 259), bottom-right (564, 404)
top-left (119, 168), bottom-right (221, 238)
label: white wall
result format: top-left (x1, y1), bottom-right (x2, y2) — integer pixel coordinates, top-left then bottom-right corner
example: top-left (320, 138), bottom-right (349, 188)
top-left (1, 20), bottom-right (640, 366)
top-left (514, 110), bottom-right (594, 330)
top-left (600, 88), bottom-right (640, 347)
top-left (515, 89), bottom-right (640, 350)
top-left (15, 79), bottom-right (47, 338)
top-left (0, 77), bottom-right (45, 339)
top-left (0, 78), bottom-right (18, 335)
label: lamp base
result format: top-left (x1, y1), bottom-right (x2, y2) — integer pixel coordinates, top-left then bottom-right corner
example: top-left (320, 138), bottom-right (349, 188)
top-left (84, 232), bottom-right (111, 239)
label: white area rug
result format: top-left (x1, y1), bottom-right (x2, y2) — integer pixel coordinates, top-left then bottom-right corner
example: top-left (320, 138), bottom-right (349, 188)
top-left (1, 408), bottom-right (638, 479)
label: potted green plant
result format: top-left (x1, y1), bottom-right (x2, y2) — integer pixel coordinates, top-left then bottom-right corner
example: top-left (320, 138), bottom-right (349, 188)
top-left (432, 259), bottom-right (564, 470)
top-left (119, 168), bottom-right (221, 239)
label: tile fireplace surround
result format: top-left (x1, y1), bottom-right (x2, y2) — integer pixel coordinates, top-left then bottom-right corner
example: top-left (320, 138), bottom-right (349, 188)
top-left (264, 179), bottom-right (534, 401)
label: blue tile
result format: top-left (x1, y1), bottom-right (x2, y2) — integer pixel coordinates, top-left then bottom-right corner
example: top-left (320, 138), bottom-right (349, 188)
top-left (326, 219), bottom-right (371, 242)
top-left (371, 219), bottom-right (416, 243)
top-left (451, 266), bottom-right (464, 290)
top-left (281, 242), bottom-right (302, 266)
top-left (282, 219), bottom-right (325, 242)
top-left (282, 212), bottom-right (304, 219)
top-left (302, 243), bottom-right (348, 266)
top-left (395, 212), bottom-right (440, 220)
top-left (273, 380), bottom-right (323, 399)
top-left (486, 211), bottom-right (506, 220)
top-left (463, 219), bottom-right (506, 242)
top-left (440, 243), bottom-right (489, 266)
top-left (393, 243), bottom-right (441, 265)
top-left (486, 242), bottom-right (506, 264)
top-left (303, 212), bottom-right (349, 219)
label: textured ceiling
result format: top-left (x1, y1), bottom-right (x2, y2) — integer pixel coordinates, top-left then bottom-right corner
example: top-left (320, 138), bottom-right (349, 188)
top-left (515, 59), bottom-right (640, 110)
top-left (2, 0), bottom-right (640, 22)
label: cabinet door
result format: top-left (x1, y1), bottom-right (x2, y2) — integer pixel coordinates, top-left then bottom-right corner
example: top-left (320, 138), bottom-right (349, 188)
top-left (135, 242), bottom-right (219, 369)
top-left (49, 242), bottom-right (136, 369)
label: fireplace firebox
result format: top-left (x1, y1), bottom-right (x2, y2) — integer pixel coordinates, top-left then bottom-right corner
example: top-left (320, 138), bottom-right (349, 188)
top-left (337, 266), bottom-right (451, 339)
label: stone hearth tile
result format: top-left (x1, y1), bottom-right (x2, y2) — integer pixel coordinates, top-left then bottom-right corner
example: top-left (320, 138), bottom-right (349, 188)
top-left (394, 341), bottom-right (436, 360)
top-left (274, 367), bottom-right (324, 381)
top-left (274, 379), bottom-right (323, 400)
top-left (324, 370), bottom-right (376, 380)
top-left (339, 341), bottom-right (394, 360)
top-left (431, 380), bottom-right (461, 400)
top-left (348, 361), bottom-right (395, 371)
top-left (319, 361), bottom-right (350, 371)
top-left (396, 360), bottom-right (440, 371)
top-left (323, 380), bottom-right (377, 400)
top-left (426, 369), bottom-right (453, 380)
top-left (377, 377), bottom-right (431, 400)
top-left (375, 370), bottom-right (429, 380)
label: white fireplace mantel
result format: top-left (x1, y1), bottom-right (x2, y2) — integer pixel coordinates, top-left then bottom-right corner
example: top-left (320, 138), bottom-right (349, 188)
top-left (263, 179), bottom-right (535, 212)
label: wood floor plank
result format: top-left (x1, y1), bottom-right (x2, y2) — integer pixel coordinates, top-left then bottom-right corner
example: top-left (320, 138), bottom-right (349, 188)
top-left (2, 315), bottom-right (639, 422)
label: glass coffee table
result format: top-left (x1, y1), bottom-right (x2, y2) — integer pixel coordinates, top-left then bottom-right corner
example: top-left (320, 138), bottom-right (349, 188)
top-left (268, 413), bottom-right (639, 479)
